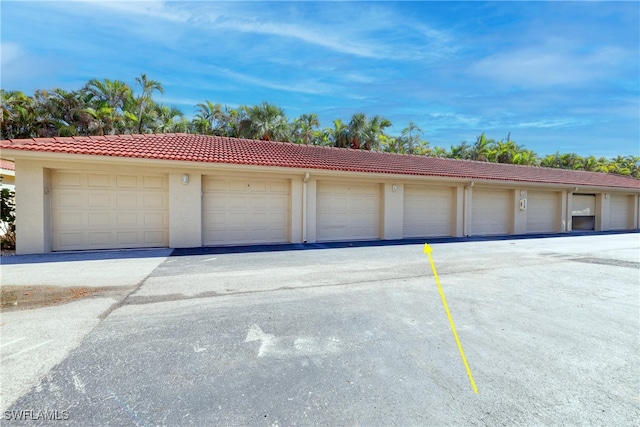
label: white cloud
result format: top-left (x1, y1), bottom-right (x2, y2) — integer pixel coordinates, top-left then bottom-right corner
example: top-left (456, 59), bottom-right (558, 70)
top-left (0, 42), bottom-right (22, 66)
top-left (470, 42), bottom-right (628, 87)
top-left (75, 1), bottom-right (189, 23)
top-left (209, 66), bottom-right (337, 96)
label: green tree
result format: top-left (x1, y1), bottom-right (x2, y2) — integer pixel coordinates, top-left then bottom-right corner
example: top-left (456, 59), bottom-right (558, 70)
top-left (294, 113), bottom-right (320, 145)
top-left (401, 121), bottom-right (422, 154)
top-left (134, 74), bottom-right (164, 133)
top-left (470, 133), bottom-right (493, 161)
top-left (194, 101), bottom-right (224, 135)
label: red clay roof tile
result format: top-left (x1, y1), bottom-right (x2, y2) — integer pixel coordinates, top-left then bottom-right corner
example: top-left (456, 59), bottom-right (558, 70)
top-left (1, 159), bottom-right (15, 171)
top-left (1, 133), bottom-right (639, 190)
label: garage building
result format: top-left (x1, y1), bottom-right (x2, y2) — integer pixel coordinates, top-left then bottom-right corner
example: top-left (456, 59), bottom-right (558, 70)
top-left (1, 133), bottom-right (638, 254)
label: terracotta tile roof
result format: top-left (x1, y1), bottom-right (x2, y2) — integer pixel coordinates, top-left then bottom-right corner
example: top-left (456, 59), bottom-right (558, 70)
top-left (1, 159), bottom-right (15, 171)
top-left (1, 133), bottom-right (638, 190)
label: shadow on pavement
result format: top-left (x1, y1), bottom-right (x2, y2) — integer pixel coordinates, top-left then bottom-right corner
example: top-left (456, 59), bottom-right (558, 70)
top-left (171, 230), bottom-right (638, 256)
top-left (0, 248), bottom-right (173, 265)
top-left (1, 230), bottom-right (635, 263)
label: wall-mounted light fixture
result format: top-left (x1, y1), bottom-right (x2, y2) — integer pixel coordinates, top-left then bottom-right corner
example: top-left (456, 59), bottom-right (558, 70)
top-left (604, 193), bottom-right (609, 199)
top-left (182, 173), bottom-right (190, 185)
top-left (392, 184), bottom-right (398, 192)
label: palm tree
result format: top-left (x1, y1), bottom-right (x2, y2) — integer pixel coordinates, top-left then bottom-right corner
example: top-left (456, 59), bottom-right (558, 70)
top-left (363, 115), bottom-right (392, 151)
top-left (327, 119), bottom-right (349, 148)
top-left (295, 113), bottom-right (320, 145)
top-left (347, 112), bottom-right (368, 149)
top-left (152, 104), bottom-right (184, 133)
top-left (247, 102), bottom-right (288, 141)
top-left (430, 146), bottom-right (449, 158)
top-left (1, 90), bottom-right (37, 138)
top-left (85, 78), bottom-right (131, 112)
top-left (194, 100), bottom-right (223, 135)
top-left (470, 133), bottom-right (493, 161)
top-left (84, 78), bottom-right (132, 134)
top-left (512, 149), bottom-right (539, 165)
top-left (134, 74), bottom-right (164, 133)
top-left (401, 121), bottom-right (422, 154)
top-left (449, 142), bottom-right (472, 159)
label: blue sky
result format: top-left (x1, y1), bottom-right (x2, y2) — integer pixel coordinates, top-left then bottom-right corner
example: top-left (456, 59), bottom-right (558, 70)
top-left (1, 1), bottom-right (638, 157)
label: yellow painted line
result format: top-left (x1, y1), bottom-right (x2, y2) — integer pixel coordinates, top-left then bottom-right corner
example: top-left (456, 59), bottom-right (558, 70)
top-left (424, 243), bottom-right (478, 394)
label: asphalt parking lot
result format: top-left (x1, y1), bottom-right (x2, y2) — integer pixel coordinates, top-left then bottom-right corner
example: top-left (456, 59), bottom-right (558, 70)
top-left (1, 234), bottom-right (639, 426)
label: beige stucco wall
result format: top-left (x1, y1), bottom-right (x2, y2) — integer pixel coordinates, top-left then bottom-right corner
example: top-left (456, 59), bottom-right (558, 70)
top-left (14, 160), bottom-right (50, 254)
top-left (5, 151), bottom-right (639, 254)
top-left (169, 172), bottom-right (202, 248)
top-left (382, 182), bottom-right (403, 240)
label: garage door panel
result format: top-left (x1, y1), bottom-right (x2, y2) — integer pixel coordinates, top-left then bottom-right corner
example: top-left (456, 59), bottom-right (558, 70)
top-left (59, 233), bottom-right (84, 248)
top-left (144, 194), bottom-right (165, 208)
top-left (526, 191), bottom-right (558, 233)
top-left (610, 195), bottom-right (631, 230)
top-left (144, 212), bottom-right (165, 227)
top-left (57, 211), bottom-right (84, 228)
top-left (317, 181), bottom-right (380, 241)
top-left (89, 232), bottom-right (111, 246)
top-left (270, 181), bottom-right (287, 193)
top-left (116, 231), bottom-right (138, 245)
top-left (229, 180), bottom-right (247, 192)
top-left (472, 189), bottom-right (510, 235)
top-left (52, 171), bottom-right (168, 251)
top-left (250, 181), bottom-right (267, 192)
top-left (54, 172), bottom-right (82, 187)
top-left (403, 185), bottom-right (452, 238)
top-left (143, 175), bottom-right (164, 189)
top-left (57, 192), bottom-right (83, 208)
top-left (88, 212), bottom-right (111, 227)
top-left (116, 212), bottom-right (138, 226)
top-left (116, 175), bottom-right (138, 188)
top-left (88, 193), bottom-right (110, 207)
top-left (116, 193), bottom-right (138, 208)
top-left (144, 231), bottom-right (165, 245)
top-left (88, 174), bottom-right (110, 187)
top-left (202, 177), bottom-right (290, 246)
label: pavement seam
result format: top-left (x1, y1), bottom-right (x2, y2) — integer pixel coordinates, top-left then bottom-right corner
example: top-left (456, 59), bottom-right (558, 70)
top-left (119, 256), bottom-right (570, 307)
top-left (98, 251), bottom-right (174, 320)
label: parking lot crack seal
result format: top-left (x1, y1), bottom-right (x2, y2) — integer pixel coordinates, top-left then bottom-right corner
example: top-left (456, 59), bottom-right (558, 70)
top-left (567, 257), bottom-right (640, 269)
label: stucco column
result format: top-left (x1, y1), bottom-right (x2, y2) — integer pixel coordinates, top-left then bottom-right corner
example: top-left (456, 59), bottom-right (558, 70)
top-left (633, 195), bottom-right (639, 230)
top-left (290, 177), bottom-right (303, 243)
top-left (168, 172), bottom-right (202, 248)
top-left (305, 178), bottom-right (317, 243)
top-left (595, 193), bottom-right (609, 231)
top-left (566, 193), bottom-right (574, 232)
top-left (512, 189), bottom-right (527, 234)
top-left (15, 159), bottom-right (51, 254)
top-left (463, 185), bottom-right (473, 236)
top-left (452, 186), bottom-right (464, 237)
top-left (559, 191), bottom-right (568, 232)
top-left (382, 182), bottom-right (403, 240)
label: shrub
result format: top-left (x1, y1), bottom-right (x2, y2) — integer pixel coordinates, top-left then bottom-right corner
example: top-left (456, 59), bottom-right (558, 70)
top-left (1, 188), bottom-right (16, 250)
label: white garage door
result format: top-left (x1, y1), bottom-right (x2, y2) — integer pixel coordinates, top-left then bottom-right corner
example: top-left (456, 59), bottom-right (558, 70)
top-left (403, 185), bottom-right (452, 238)
top-left (202, 176), bottom-right (290, 246)
top-left (471, 188), bottom-right (510, 235)
top-left (317, 181), bottom-right (380, 241)
top-left (609, 194), bottom-right (631, 230)
top-left (526, 191), bottom-right (559, 233)
top-left (51, 171), bottom-right (168, 251)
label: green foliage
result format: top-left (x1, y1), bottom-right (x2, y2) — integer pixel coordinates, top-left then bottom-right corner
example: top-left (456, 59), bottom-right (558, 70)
top-left (1, 77), bottom-right (638, 178)
top-left (1, 188), bottom-right (16, 250)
